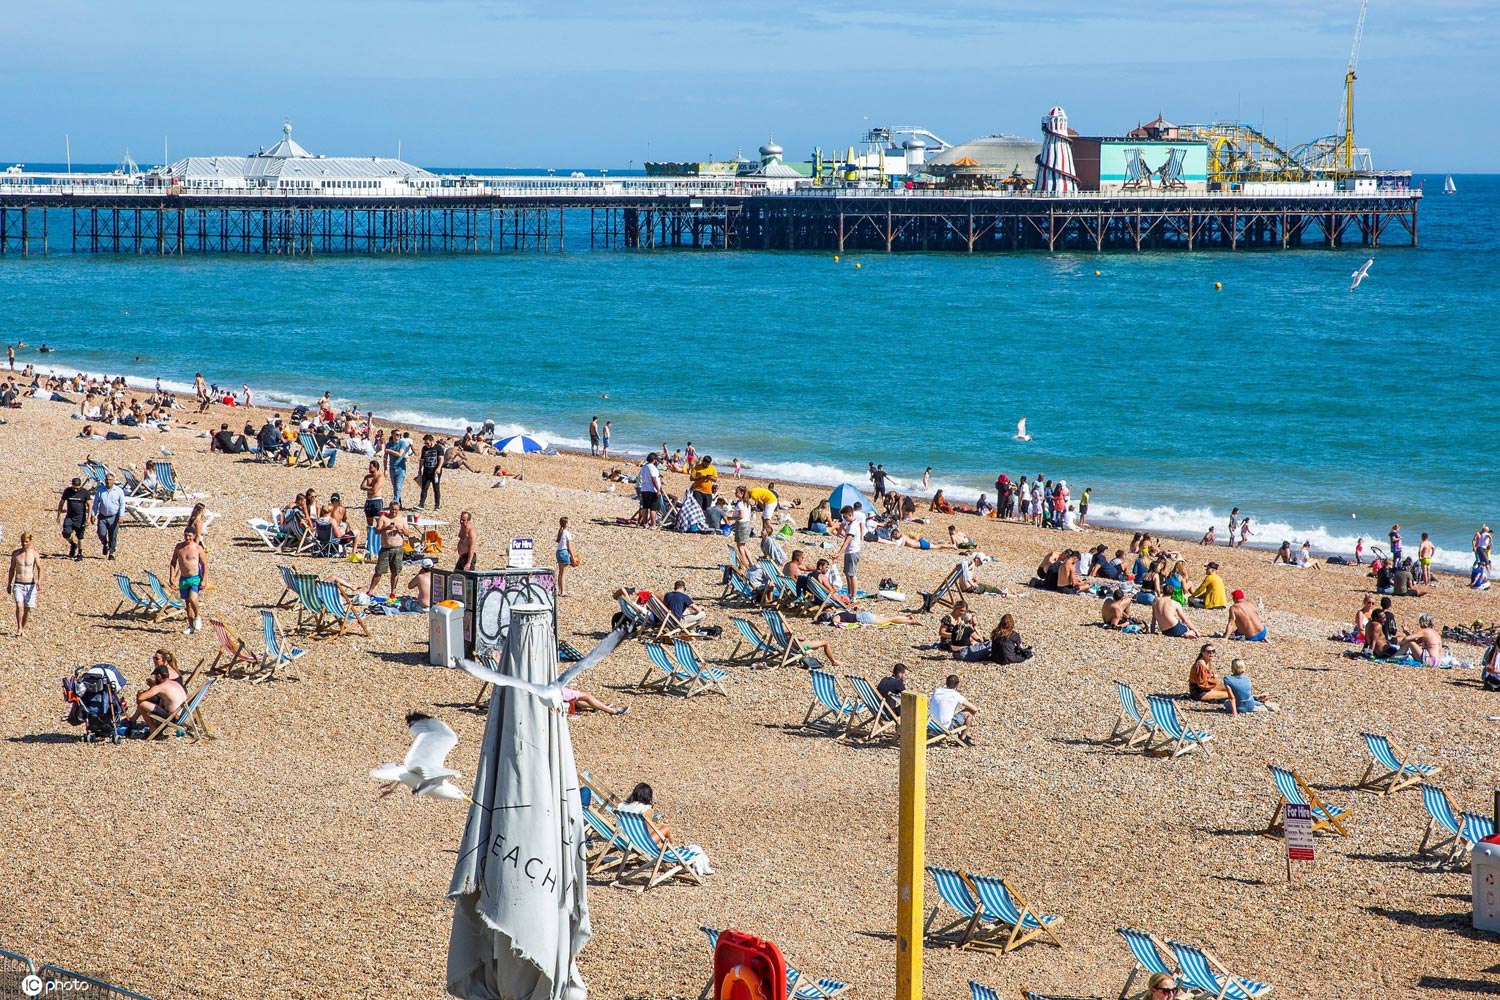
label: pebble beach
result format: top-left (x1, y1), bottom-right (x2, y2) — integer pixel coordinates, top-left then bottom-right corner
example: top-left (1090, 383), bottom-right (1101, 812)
top-left (1, 392), bottom-right (1496, 1000)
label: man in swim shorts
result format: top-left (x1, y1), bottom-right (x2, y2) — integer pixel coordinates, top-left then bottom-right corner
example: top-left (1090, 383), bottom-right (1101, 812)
top-left (169, 527), bottom-right (207, 635)
top-left (367, 505), bottom-right (411, 598)
top-left (7, 531), bottom-right (42, 637)
top-left (1224, 589), bottom-right (1267, 641)
top-left (1417, 533), bottom-right (1435, 585)
top-left (1151, 593), bottom-right (1199, 638)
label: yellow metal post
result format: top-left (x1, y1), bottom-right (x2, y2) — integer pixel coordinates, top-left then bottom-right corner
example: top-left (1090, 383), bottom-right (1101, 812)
top-left (896, 691), bottom-right (927, 1000)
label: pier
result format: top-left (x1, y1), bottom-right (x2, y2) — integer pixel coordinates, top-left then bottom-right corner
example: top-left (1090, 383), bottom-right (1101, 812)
top-left (0, 176), bottom-right (1420, 256)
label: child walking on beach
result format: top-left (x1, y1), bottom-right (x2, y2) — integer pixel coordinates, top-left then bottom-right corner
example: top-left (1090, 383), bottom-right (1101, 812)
top-left (556, 517), bottom-right (578, 597)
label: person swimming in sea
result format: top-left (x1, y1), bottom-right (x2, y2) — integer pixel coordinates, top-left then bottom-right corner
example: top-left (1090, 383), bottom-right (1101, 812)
top-left (38, 344), bottom-right (52, 353)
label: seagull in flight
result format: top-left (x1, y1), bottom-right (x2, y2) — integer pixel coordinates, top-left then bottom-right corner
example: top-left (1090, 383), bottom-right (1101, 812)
top-left (456, 627), bottom-right (628, 712)
top-left (1349, 258), bottom-right (1373, 291)
top-left (370, 712), bottom-right (470, 802)
top-left (1013, 417), bottom-right (1032, 442)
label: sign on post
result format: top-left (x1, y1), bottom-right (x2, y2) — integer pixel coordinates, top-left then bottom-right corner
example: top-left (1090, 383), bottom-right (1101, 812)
top-left (1284, 802), bottom-right (1315, 881)
top-left (508, 538), bottom-right (534, 569)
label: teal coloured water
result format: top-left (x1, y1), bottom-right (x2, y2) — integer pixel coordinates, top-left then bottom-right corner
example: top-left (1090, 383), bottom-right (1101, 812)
top-left (2, 174), bottom-right (1494, 568)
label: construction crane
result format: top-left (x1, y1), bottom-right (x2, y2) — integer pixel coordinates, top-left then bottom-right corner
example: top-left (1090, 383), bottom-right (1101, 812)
top-left (1337, 0), bottom-right (1369, 175)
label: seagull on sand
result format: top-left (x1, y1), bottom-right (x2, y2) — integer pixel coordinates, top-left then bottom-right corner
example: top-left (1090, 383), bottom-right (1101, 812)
top-left (370, 712), bottom-right (470, 802)
top-left (456, 627), bottom-right (628, 713)
top-left (1349, 258), bottom-right (1373, 291)
top-left (1013, 417), bottom-right (1032, 442)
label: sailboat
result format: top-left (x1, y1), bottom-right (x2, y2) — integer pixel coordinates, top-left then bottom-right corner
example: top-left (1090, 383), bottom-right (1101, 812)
top-left (1443, 174), bottom-right (1457, 195)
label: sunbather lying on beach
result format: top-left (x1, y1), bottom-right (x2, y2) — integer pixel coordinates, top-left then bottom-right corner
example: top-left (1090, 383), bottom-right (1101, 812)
top-left (874, 527), bottom-right (955, 551)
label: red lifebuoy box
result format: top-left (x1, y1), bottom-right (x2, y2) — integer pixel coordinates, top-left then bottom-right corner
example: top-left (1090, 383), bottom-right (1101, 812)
top-left (713, 929), bottom-right (787, 1000)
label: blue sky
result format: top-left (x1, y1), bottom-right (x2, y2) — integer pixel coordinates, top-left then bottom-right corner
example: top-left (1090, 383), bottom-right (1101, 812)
top-left (8, 0), bottom-right (1495, 170)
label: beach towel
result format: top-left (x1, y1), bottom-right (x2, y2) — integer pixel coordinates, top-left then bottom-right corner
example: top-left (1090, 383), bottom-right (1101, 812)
top-left (672, 489), bottom-right (710, 533)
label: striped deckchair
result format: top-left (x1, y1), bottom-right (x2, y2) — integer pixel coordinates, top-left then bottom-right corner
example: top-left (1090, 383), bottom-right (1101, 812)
top-left (298, 432), bottom-right (330, 468)
top-left (1117, 927), bottom-right (1179, 1000)
top-left (924, 866), bottom-right (990, 949)
top-left (966, 873), bottom-right (1064, 953)
top-left (615, 594), bottom-right (651, 637)
top-left (316, 580), bottom-right (370, 638)
top-left (79, 459), bottom-right (111, 489)
top-left (919, 564), bottom-right (964, 613)
top-left (1356, 732), bottom-right (1441, 795)
top-left (801, 576), bottom-right (844, 618)
top-left (291, 573), bottom-right (324, 631)
top-left (762, 609), bottom-right (818, 670)
top-left (726, 616), bottom-right (778, 668)
top-left (558, 640), bottom-right (586, 662)
top-left (259, 609), bottom-right (305, 682)
top-left (1166, 940), bottom-right (1273, 1000)
top-left (638, 641), bottom-right (693, 693)
top-left (146, 677), bottom-right (216, 742)
top-left (845, 674), bottom-right (898, 743)
top-left (275, 565), bottom-right (300, 609)
top-left (1106, 681), bottom-right (1158, 749)
top-left (154, 460), bottom-right (180, 498)
top-left (1145, 696), bottom-right (1212, 758)
top-left (646, 594), bottom-right (693, 641)
top-left (969, 983), bottom-right (1000, 1000)
top-left (207, 619), bottom-right (260, 676)
top-left (672, 639), bottom-right (730, 698)
top-left (581, 807), bottom-right (632, 875)
top-left (1266, 765), bottom-right (1353, 837)
top-left (142, 571), bottom-right (186, 620)
top-left (112, 574), bottom-right (158, 620)
top-left (722, 568), bottom-right (758, 604)
top-left (802, 670), bottom-right (858, 735)
top-left (1419, 783), bottom-right (1496, 868)
top-left (928, 715), bottom-right (970, 748)
top-left (609, 808), bottom-right (704, 892)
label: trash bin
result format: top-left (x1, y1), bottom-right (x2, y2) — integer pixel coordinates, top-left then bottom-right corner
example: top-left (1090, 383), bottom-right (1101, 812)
top-left (429, 600), bottom-right (464, 667)
top-left (1474, 834), bottom-right (1500, 933)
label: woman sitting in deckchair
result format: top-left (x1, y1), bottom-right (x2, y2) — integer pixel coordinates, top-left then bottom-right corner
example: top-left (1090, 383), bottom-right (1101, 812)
top-left (929, 490), bottom-right (955, 515)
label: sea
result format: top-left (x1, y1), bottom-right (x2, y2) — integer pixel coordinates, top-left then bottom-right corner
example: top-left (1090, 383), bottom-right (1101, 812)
top-left (2, 171), bottom-right (1494, 570)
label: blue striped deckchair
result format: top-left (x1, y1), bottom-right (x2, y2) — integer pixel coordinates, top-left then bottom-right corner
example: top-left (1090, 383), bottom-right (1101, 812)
top-left (722, 568), bottom-right (758, 604)
top-left (154, 460), bottom-right (180, 498)
top-left (298, 432), bottom-right (330, 468)
top-left (791, 974), bottom-right (849, 1000)
top-left (558, 640), bottom-right (586, 662)
top-left (609, 808), bottom-right (703, 891)
top-left (757, 558), bottom-right (794, 605)
top-left (646, 594), bottom-right (692, 642)
top-left (112, 574), bottom-right (157, 619)
top-left (1166, 940), bottom-right (1273, 1000)
top-left (919, 563), bottom-right (965, 613)
top-left (79, 459), bottom-right (110, 489)
top-left (291, 573), bottom-right (324, 632)
top-left (801, 576), bottom-right (844, 618)
top-left (581, 807), bottom-right (632, 875)
top-left (727, 616), bottom-right (778, 668)
top-left (615, 595), bottom-right (650, 637)
top-left (638, 641), bottom-right (693, 693)
top-left (1419, 783), bottom-right (1495, 867)
top-left (969, 983), bottom-right (1000, 1000)
top-left (845, 674), bottom-right (897, 742)
top-left (1267, 765), bottom-right (1353, 837)
top-left (118, 466), bottom-right (147, 496)
top-left (762, 609), bottom-right (817, 670)
top-left (316, 580), bottom-right (370, 638)
top-left (924, 866), bottom-right (990, 949)
top-left (927, 714), bottom-right (969, 748)
top-left (1145, 696), bottom-right (1212, 758)
top-left (1106, 681), bottom-right (1157, 749)
top-left (146, 677), bottom-right (217, 741)
top-left (673, 639), bottom-right (730, 698)
top-left (966, 873), bottom-right (1064, 952)
top-left (275, 565), bottom-right (300, 609)
top-left (142, 570), bottom-right (186, 619)
top-left (259, 609), bottom-right (305, 682)
top-left (802, 670), bottom-right (858, 735)
top-left (1357, 732), bottom-right (1441, 795)
top-left (1117, 927), bottom-right (1178, 1000)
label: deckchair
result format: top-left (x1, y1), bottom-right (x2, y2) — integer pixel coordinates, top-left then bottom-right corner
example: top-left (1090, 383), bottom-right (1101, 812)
top-left (207, 619), bottom-right (260, 676)
top-left (1419, 783), bottom-right (1495, 868)
top-left (615, 595), bottom-right (651, 638)
top-left (845, 674), bottom-right (898, 743)
top-left (802, 670), bottom-right (859, 735)
top-left (919, 564), bottom-right (965, 613)
top-left (1105, 681), bottom-right (1158, 750)
top-left (275, 565), bottom-right (300, 609)
top-left (154, 460), bottom-right (181, 497)
top-left (291, 573), bottom-right (325, 631)
top-left (726, 616), bottom-right (778, 668)
top-left (1266, 765), bottom-right (1353, 837)
top-left (146, 677), bottom-right (216, 742)
top-left (801, 576), bottom-right (845, 618)
top-left (1145, 696), bottom-right (1213, 758)
top-left (791, 974), bottom-right (849, 1000)
top-left (558, 640), bottom-right (586, 662)
top-left (928, 714), bottom-right (970, 748)
top-left (757, 558), bottom-right (796, 606)
top-left (247, 517), bottom-right (289, 552)
top-left (317, 580), bottom-right (371, 638)
top-left (609, 808), bottom-right (703, 892)
top-left (969, 983), bottom-right (1000, 1000)
top-left (142, 571), bottom-right (186, 620)
top-left (924, 866), bottom-right (991, 949)
top-left (79, 459), bottom-right (110, 489)
top-left (298, 432), bottom-right (330, 468)
top-left (112, 574), bottom-right (158, 620)
top-left (1117, 927), bottom-right (1180, 1000)
top-left (966, 873), bottom-right (1065, 952)
top-left (646, 594), bottom-right (693, 641)
top-left (117, 466), bottom-right (149, 497)
top-left (1166, 940), bottom-right (1273, 1000)
top-left (722, 568), bottom-right (758, 605)
top-left (762, 609), bottom-right (821, 670)
top-left (638, 642), bottom-right (693, 693)
top-left (1356, 732), bottom-right (1441, 795)
top-left (581, 806), bottom-right (632, 875)
top-left (259, 609), bottom-right (305, 682)
top-left (673, 638), bottom-right (730, 698)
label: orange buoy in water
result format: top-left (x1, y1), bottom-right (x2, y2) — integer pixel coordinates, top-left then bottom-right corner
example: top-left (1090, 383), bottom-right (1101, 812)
top-left (1214, 281), bottom-right (1223, 290)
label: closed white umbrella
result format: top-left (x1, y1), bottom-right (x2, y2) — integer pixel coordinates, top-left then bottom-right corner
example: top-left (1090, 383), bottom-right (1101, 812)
top-left (447, 607), bottom-right (592, 1000)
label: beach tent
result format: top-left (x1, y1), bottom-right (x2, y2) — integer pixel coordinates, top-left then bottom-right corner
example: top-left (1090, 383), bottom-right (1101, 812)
top-left (448, 607), bottom-right (592, 1000)
top-left (827, 482), bottom-right (875, 513)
